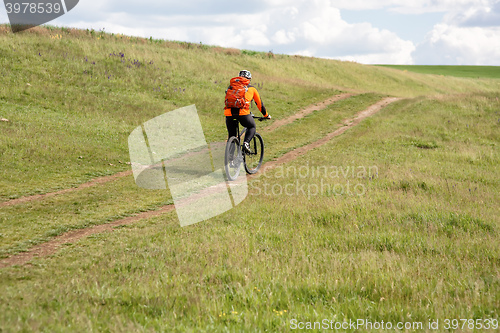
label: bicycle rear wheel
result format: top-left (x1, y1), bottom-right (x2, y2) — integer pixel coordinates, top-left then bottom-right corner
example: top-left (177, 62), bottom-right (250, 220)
top-left (244, 133), bottom-right (264, 174)
top-left (224, 136), bottom-right (242, 181)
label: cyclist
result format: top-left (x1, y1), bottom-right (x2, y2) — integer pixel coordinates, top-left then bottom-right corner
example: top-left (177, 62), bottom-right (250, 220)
top-left (224, 70), bottom-right (271, 154)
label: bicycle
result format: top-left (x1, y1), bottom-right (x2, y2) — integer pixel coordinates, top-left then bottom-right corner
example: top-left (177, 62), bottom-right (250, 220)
top-left (224, 114), bottom-right (268, 181)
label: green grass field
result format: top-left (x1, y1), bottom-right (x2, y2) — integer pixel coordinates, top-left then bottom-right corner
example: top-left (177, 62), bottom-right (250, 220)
top-left (0, 25), bottom-right (499, 332)
top-left (377, 65), bottom-right (500, 79)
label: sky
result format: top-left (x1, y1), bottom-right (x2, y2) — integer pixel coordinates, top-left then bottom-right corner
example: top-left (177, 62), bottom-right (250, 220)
top-left (2, 0), bottom-right (500, 65)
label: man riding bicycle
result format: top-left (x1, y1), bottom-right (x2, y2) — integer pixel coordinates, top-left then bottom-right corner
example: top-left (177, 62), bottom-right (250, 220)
top-left (224, 70), bottom-right (271, 154)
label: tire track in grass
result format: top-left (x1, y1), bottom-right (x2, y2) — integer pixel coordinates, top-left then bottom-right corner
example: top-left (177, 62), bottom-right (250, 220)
top-left (0, 96), bottom-right (400, 268)
top-left (0, 171), bottom-right (133, 208)
top-left (0, 93), bottom-right (355, 209)
top-left (263, 93), bottom-right (354, 132)
top-left (261, 97), bottom-right (401, 170)
top-left (0, 205), bottom-right (175, 268)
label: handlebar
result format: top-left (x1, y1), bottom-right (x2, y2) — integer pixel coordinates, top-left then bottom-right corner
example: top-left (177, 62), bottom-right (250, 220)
top-left (251, 113), bottom-right (271, 121)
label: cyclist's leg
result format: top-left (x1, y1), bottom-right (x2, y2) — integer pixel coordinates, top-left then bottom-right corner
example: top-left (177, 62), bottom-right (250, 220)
top-left (225, 116), bottom-right (239, 163)
top-left (239, 114), bottom-right (256, 144)
top-left (225, 116), bottom-right (238, 140)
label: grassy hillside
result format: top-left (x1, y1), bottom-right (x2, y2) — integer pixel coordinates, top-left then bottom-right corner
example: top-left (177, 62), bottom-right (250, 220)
top-left (0, 25), bottom-right (499, 331)
top-left (1, 25), bottom-right (499, 201)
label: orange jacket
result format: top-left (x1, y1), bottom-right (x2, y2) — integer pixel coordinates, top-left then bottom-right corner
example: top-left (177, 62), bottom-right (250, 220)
top-left (224, 77), bottom-right (268, 117)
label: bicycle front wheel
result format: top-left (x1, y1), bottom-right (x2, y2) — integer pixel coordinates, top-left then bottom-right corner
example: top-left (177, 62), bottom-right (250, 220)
top-left (224, 136), bottom-right (242, 181)
top-left (244, 133), bottom-right (264, 174)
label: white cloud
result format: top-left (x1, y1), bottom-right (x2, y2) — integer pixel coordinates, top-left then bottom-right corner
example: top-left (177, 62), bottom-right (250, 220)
top-left (273, 29), bottom-right (297, 44)
top-left (258, 1), bottom-right (415, 63)
top-left (329, 0), bottom-right (494, 13)
top-left (445, 0), bottom-right (500, 26)
top-left (411, 0), bottom-right (500, 64)
top-left (413, 23), bottom-right (500, 65)
top-left (240, 28), bottom-right (271, 47)
top-left (213, 0), bottom-right (414, 63)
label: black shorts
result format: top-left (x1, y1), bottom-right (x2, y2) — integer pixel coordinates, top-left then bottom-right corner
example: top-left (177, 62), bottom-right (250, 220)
top-left (226, 112), bottom-right (256, 144)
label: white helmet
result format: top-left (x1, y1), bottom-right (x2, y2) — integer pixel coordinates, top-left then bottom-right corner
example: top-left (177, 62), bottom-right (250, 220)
top-left (239, 70), bottom-right (252, 80)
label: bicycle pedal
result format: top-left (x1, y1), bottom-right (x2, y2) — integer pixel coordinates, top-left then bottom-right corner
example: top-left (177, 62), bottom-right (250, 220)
top-left (242, 142), bottom-right (252, 154)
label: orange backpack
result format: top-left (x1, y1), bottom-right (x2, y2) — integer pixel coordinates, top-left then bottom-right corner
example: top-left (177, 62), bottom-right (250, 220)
top-left (225, 77), bottom-right (250, 109)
